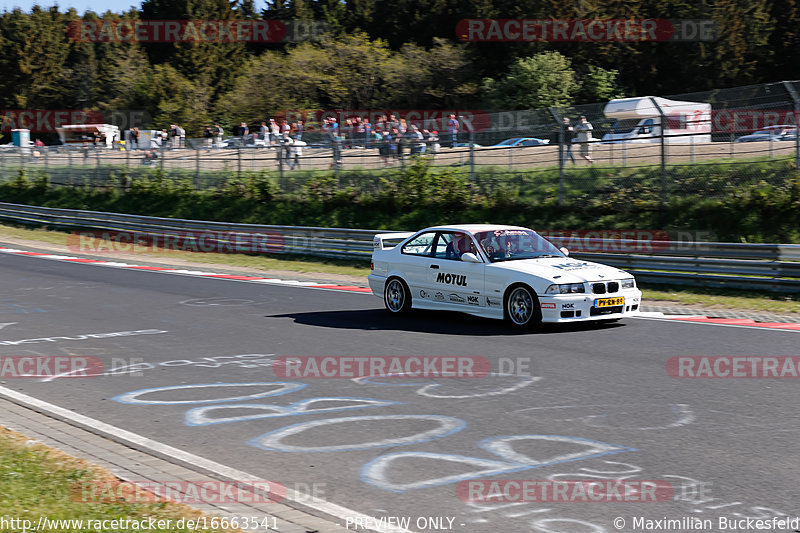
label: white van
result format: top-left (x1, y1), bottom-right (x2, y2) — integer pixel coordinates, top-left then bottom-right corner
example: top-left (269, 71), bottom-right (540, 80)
top-left (601, 97), bottom-right (711, 144)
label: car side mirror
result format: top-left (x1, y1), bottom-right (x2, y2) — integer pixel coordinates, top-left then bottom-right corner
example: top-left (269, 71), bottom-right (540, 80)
top-left (560, 247), bottom-right (570, 256)
top-left (461, 252), bottom-right (481, 263)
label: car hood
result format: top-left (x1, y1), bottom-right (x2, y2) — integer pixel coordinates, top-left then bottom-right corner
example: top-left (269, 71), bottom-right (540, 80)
top-left (489, 257), bottom-right (630, 283)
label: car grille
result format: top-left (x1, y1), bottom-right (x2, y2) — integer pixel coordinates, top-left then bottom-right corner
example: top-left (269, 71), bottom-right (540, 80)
top-left (590, 305), bottom-right (623, 316)
top-left (592, 281), bottom-right (620, 294)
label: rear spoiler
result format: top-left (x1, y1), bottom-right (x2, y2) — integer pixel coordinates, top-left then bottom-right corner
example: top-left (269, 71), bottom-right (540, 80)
top-left (373, 232), bottom-right (415, 250)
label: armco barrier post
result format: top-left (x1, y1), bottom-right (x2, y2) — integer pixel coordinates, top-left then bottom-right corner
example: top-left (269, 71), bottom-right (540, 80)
top-left (469, 128), bottom-right (475, 186)
top-left (782, 81), bottom-right (800, 169)
top-left (650, 97), bottom-right (668, 207)
top-left (547, 107), bottom-right (564, 206)
top-left (195, 146), bottom-right (200, 180)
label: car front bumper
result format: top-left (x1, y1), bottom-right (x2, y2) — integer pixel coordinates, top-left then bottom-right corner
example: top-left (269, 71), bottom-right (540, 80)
top-left (538, 290), bottom-right (642, 323)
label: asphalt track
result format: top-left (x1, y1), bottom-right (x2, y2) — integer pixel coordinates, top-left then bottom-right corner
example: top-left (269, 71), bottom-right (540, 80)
top-left (0, 252), bottom-right (798, 533)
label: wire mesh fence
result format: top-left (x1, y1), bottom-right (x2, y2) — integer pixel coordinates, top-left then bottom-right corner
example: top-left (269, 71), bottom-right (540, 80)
top-left (2, 80), bottom-right (800, 205)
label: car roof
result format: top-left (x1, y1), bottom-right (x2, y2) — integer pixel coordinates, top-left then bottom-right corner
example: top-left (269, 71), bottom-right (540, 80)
top-left (418, 224), bottom-right (533, 234)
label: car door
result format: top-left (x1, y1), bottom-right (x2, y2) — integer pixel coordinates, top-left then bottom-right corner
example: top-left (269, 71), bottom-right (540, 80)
top-left (428, 232), bottom-right (486, 309)
top-left (398, 231), bottom-right (438, 300)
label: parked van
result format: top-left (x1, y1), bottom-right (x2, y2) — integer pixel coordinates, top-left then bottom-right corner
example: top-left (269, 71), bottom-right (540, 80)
top-left (601, 97), bottom-right (711, 144)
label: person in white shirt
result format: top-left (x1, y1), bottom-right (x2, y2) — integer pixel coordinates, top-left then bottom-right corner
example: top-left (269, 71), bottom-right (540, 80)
top-left (574, 115), bottom-right (594, 164)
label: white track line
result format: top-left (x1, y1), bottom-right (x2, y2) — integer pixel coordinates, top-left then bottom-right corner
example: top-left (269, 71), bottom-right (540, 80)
top-left (0, 385), bottom-right (414, 533)
top-left (0, 247), bottom-right (373, 295)
top-left (632, 315), bottom-right (800, 332)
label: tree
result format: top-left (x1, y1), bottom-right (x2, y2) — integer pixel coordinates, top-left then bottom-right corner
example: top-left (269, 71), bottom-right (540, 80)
top-left (0, 7), bottom-right (72, 108)
top-left (577, 65), bottom-right (623, 103)
top-left (482, 51), bottom-right (578, 109)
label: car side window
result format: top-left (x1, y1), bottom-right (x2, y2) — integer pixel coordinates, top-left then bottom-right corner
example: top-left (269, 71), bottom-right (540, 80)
top-left (434, 232), bottom-right (476, 260)
top-left (433, 233), bottom-right (455, 259)
top-left (401, 232), bottom-right (436, 257)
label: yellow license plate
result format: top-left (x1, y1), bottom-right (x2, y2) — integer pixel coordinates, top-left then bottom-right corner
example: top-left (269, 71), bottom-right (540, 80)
top-left (595, 297), bottom-right (624, 307)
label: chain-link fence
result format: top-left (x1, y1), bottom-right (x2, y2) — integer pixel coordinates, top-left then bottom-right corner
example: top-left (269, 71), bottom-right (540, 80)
top-left (2, 80), bottom-right (800, 205)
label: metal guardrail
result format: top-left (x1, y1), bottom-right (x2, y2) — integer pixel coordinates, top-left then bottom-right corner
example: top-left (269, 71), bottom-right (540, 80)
top-left (0, 202), bottom-right (798, 293)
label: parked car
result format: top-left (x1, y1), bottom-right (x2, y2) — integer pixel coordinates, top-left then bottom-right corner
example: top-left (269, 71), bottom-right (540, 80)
top-left (369, 224), bottom-right (641, 329)
top-left (735, 125), bottom-right (797, 142)
top-left (489, 137), bottom-right (550, 147)
top-left (220, 135), bottom-right (268, 148)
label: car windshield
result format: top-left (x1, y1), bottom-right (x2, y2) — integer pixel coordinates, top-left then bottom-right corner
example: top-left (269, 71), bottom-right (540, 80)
top-left (474, 229), bottom-right (565, 262)
top-left (611, 119), bottom-right (639, 134)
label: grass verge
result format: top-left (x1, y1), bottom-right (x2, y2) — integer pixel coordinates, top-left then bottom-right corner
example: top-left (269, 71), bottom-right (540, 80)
top-left (0, 222), bottom-right (797, 315)
top-left (0, 426), bottom-right (239, 533)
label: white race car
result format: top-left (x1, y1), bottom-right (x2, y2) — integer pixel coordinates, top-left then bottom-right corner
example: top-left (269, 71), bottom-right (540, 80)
top-left (368, 224), bottom-right (642, 328)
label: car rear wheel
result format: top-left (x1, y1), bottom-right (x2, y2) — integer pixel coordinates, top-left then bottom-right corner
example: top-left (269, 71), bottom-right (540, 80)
top-left (384, 278), bottom-right (411, 314)
top-left (505, 285), bottom-right (541, 329)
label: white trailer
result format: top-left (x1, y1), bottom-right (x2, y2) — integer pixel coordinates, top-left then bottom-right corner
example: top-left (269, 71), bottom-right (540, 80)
top-left (601, 96), bottom-right (711, 144)
top-left (57, 124), bottom-right (120, 148)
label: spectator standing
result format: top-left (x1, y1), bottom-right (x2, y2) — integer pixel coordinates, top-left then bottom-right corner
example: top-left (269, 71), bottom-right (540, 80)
top-left (363, 118), bottom-right (372, 148)
top-left (281, 119), bottom-right (290, 143)
top-left (203, 126), bottom-right (213, 150)
top-left (213, 124), bottom-right (223, 148)
top-left (131, 127), bottom-right (140, 150)
top-left (409, 126), bottom-right (425, 155)
top-left (270, 119), bottom-right (280, 145)
top-left (447, 114), bottom-right (459, 147)
top-left (239, 122), bottom-right (249, 140)
top-left (295, 120), bottom-right (304, 141)
top-left (287, 138), bottom-right (303, 169)
top-left (355, 117), bottom-right (365, 148)
top-left (574, 115), bottom-right (594, 164)
top-left (561, 117), bottom-right (576, 164)
top-left (259, 121), bottom-right (268, 145)
top-left (160, 129), bottom-right (169, 148)
top-left (169, 124), bottom-right (179, 148)
top-left (429, 130), bottom-right (441, 154)
top-left (379, 130), bottom-right (392, 166)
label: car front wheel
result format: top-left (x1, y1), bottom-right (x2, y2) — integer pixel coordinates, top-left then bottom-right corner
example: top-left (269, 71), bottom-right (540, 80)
top-left (384, 278), bottom-right (412, 314)
top-left (505, 285), bottom-right (541, 329)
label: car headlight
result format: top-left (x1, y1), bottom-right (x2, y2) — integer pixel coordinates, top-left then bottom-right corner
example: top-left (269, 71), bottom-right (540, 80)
top-left (545, 283), bottom-right (586, 294)
top-left (621, 278), bottom-right (636, 289)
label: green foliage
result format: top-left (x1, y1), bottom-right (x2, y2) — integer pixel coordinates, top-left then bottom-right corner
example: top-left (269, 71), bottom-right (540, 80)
top-left (576, 65), bottom-right (624, 104)
top-left (0, 0), bottom-right (795, 133)
top-left (482, 52), bottom-right (579, 109)
top-left (1, 157), bottom-right (799, 243)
